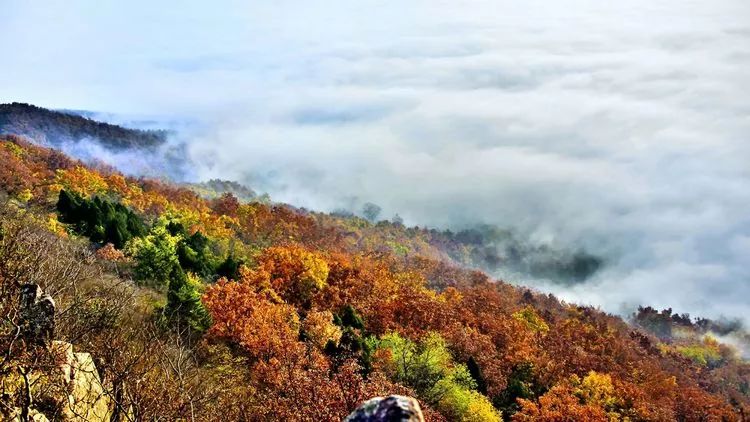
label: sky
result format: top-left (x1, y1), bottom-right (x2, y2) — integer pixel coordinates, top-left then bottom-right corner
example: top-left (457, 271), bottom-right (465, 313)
top-left (2, 0), bottom-right (750, 322)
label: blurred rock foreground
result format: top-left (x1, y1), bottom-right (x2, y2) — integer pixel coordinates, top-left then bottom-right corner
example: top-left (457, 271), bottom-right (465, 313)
top-left (345, 395), bottom-right (425, 422)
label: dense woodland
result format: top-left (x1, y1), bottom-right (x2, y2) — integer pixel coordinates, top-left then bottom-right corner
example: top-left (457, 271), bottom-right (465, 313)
top-left (1, 133), bottom-right (749, 420)
top-left (0, 103), bottom-right (167, 149)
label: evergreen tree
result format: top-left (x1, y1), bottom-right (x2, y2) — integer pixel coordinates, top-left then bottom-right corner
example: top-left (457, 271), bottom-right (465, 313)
top-left (165, 266), bottom-right (211, 332)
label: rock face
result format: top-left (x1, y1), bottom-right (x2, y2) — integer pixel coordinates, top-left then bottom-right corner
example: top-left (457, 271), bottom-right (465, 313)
top-left (344, 395), bottom-right (425, 422)
top-left (3, 284), bottom-right (123, 421)
top-left (4, 342), bottom-right (116, 421)
top-left (52, 341), bottom-right (114, 421)
top-left (19, 283), bottom-right (56, 344)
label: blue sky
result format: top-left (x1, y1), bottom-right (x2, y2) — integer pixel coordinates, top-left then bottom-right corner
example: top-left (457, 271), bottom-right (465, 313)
top-left (2, 0), bottom-right (750, 323)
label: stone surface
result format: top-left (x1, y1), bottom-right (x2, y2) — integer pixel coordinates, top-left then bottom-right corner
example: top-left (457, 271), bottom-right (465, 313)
top-left (19, 283), bottom-right (56, 344)
top-left (51, 341), bottom-right (113, 421)
top-left (66, 351), bottom-right (111, 420)
top-left (3, 342), bottom-right (114, 421)
top-left (344, 395), bottom-right (425, 422)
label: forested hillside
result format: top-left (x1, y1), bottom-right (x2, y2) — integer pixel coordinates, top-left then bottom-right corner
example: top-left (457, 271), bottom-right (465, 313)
top-left (1, 133), bottom-right (748, 420)
top-left (0, 103), bottom-right (167, 149)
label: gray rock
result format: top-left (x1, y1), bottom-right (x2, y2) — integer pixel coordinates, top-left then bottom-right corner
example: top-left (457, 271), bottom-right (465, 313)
top-left (19, 283), bottom-right (56, 344)
top-left (344, 395), bottom-right (424, 422)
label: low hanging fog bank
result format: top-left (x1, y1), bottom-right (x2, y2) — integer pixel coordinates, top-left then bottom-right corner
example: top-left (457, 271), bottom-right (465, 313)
top-left (176, 0), bottom-right (749, 323)
top-left (4, 0), bottom-right (749, 324)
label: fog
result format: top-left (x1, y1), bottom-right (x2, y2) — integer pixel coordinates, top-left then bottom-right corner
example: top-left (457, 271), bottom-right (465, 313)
top-left (2, 0), bottom-right (749, 323)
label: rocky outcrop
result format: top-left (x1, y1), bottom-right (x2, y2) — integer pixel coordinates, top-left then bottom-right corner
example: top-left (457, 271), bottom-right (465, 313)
top-left (3, 284), bottom-right (124, 421)
top-left (19, 284), bottom-right (56, 345)
top-left (344, 395), bottom-right (425, 422)
top-left (4, 342), bottom-right (115, 421)
top-left (53, 341), bottom-right (114, 421)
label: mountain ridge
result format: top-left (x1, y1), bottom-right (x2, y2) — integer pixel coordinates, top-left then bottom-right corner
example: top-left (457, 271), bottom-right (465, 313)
top-left (0, 130), bottom-right (748, 420)
top-left (0, 102), bottom-right (167, 150)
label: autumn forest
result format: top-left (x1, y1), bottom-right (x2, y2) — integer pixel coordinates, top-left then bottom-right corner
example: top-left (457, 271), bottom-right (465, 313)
top-left (0, 116), bottom-right (749, 421)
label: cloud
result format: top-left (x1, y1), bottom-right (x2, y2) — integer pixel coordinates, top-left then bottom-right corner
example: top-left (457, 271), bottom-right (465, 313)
top-left (2, 0), bottom-right (750, 323)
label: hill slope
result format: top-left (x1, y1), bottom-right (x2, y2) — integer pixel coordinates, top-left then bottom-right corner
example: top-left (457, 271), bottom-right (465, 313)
top-left (2, 103), bottom-right (605, 285)
top-left (0, 102), bottom-right (167, 149)
top-left (0, 133), bottom-right (748, 420)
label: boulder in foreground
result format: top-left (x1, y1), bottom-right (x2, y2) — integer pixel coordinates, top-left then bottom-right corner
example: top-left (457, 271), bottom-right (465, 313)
top-left (344, 395), bottom-right (424, 422)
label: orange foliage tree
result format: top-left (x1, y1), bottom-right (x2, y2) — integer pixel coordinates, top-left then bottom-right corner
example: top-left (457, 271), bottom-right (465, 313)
top-left (202, 278), bottom-right (300, 362)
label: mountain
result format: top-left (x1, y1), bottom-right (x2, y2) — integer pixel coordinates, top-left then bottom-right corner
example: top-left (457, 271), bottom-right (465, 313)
top-left (1, 129), bottom-right (748, 421)
top-left (0, 102), bottom-right (167, 149)
top-left (2, 104), bottom-right (605, 286)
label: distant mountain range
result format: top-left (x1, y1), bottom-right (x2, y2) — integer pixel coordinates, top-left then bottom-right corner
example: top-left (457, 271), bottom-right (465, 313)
top-left (0, 102), bottom-right (167, 149)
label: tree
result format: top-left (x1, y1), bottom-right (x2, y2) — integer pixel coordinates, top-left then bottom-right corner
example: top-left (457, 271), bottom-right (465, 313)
top-left (514, 372), bottom-right (623, 422)
top-left (241, 245), bottom-right (329, 308)
top-left (165, 268), bottom-right (211, 332)
top-left (374, 332), bottom-right (501, 421)
top-left (438, 384), bottom-right (501, 422)
top-left (514, 383), bottom-right (609, 422)
top-left (125, 224), bottom-right (181, 286)
top-left (512, 306), bottom-right (549, 334)
top-left (303, 310), bottom-right (343, 349)
top-left (362, 202), bottom-right (381, 222)
top-left (336, 305), bottom-right (365, 330)
top-left (56, 189), bottom-right (145, 248)
top-left (493, 362), bottom-right (540, 418)
top-left (211, 192), bottom-right (241, 218)
top-left (0, 142), bottom-right (33, 196)
top-left (216, 255), bottom-right (242, 280)
top-left (202, 279), bottom-right (301, 361)
top-left (467, 357), bottom-right (487, 394)
top-left (176, 230), bottom-right (215, 277)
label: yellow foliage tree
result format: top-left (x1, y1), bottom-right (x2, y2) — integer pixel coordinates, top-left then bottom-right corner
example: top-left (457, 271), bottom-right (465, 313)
top-left (512, 306), bottom-right (549, 334)
top-left (302, 310), bottom-right (343, 349)
top-left (242, 245), bottom-right (329, 307)
top-left (56, 166), bottom-right (109, 197)
top-left (573, 371), bottom-right (620, 410)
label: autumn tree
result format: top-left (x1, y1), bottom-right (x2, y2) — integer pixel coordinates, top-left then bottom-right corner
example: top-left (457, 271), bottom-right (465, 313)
top-left (202, 278), bottom-right (301, 362)
top-left (240, 245), bottom-right (329, 308)
top-left (303, 310), bottom-right (343, 349)
top-left (374, 332), bottom-right (501, 421)
top-left (211, 192), bottom-right (241, 218)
